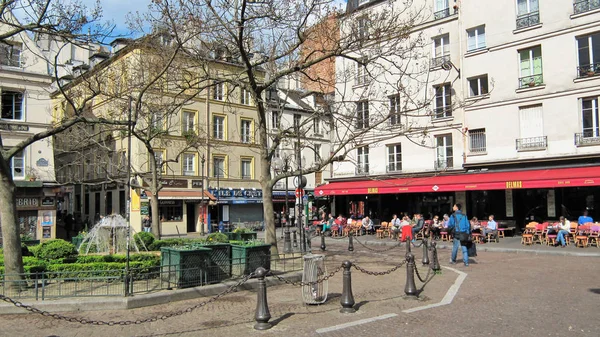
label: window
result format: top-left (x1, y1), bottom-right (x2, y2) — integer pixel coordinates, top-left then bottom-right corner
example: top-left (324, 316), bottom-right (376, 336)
top-left (213, 156), bottom-right (226, 178)
top-left (469, 129), bottom-right (487, 153)
top-left (355, 59), bottom-right (368, 85)
top-left (433, 83), bottom-right (452, 119)
top-left (467, 26), bottom-right (486, 51)
top-left (389, 94), bottom-right (401, 125)
top-left (0, 43), bottom-right (22, 67)
top-left (582, 97), bottom-right (599, 138)
top-left (434, 0), bottom-right (450, 19)
top-left (154, 150), bottom-right (165, 174)
top-left (313, 118), bottom-right (321, 135)
top-left (435, 135), bottom-right (453, 169)
top-left (240, 88), bottom-right (251, 105)
top-left (431, 34), bottom-right (450, 68)
top-left (159, 203), bottom-right (183, 222)
top-left (213, 81), bottom-right (224, 101)
top-left (9, 150), bottom-right (25, 178)
top-left (241, 119), bottom-right (252, 143)
top-left (518, 104), bottom-right (546, 150)
top-left (183, 153), bottom-right (196, 176)
top-left (574, 0), bottom-right (600, 15)
top-left (241, 157), bottom-right (253, 179)
top-left (151, 111), bottom-right (163, 131)
top-left (518, 46), bottom-right (543, 88)
top-left (213, 115), bottom-right (225, 140)
top-left (357, 146), bottom-right (369, 174)
top-left (1, 91), bottom-right (24, 120)
top-left (272, 111), bottom-right (280, 129)
top-left (182, 110), bottom-right (195, 134)
top-left (576, 32), bottom-right (600, 78)
top-left (118, 151), bottom-right (127, 173)
top-left (516, 0), bottom-right (540, 29)
top-left (357, 17), bottom-right (369, 40)
top-left (294, 114), bottom-right (301, 131)
top-left (387, 144), bottom-right (402, 172)
top-left (356, 100), bottom-right (369, 129)
top-left (273, 147), bottom-right (281, 159)
top-left (314, 144), bottom-right (321, 163)
top-left (468, 75), bottom-right (489, 97)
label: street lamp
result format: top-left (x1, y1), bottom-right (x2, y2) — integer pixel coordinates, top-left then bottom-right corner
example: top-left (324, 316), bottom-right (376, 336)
top-left (200, 154), bottom-right (205, 235)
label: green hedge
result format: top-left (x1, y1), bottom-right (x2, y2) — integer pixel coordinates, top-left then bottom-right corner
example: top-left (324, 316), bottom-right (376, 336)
top-left (44, 260), bottom-right (159, 278)
top-left (134, 232), bottom-right (156, 249)
top-left (35, 239), bottom-right (78, 260)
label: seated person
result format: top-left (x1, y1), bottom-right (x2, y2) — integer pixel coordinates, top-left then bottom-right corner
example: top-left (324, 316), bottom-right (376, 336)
top-left (556, 216), bottom-right (570, 247)
top-left (482, 215), bottom-right (498, 241)
top-left (361, 216), bottom-right (374, 235)
top-left (578, 210), bottom-right (593, 225)
top-left (470, 217), bottom-right (481, 232)
top-left (390, 214), bottom-right (402, 238)
top-left (411, 213), bottom-right (424, 241)
top-left (430, 215), bottom-right (442, 240)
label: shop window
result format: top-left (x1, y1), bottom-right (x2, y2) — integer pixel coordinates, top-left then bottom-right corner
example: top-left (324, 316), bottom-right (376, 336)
top-left (159, 205), bottom-right (183, 221)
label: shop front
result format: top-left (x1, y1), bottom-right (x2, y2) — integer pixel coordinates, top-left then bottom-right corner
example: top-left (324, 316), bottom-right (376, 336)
top-left (14, 182), bottom-right (58, 241)
top-left (210, 188), bottom-right (264, 229)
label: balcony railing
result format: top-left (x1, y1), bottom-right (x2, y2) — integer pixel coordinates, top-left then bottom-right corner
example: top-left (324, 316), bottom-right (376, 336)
top-left (516, 11), bottom-right (540, 29)
top-left (386, 163), bottom-right (402, 173)
top-left (577, 62), bottom-right (600, 78)
top-left (430, 55), bottom-right (450, 69)
top-left (355, 166), bottom-right (369, 175)
top-left (575, 132), bottom-right (600, 146)
top-left (516, 136), bottom-right (547, 151)
top-left (433, 8), bottom-right (450, 20)
top-left (432, 106), bottom-right (452, 120)
top-left (518, 74), bottom-right (544, 88)
top-left (574, 0), bottom-right (600, 14)
top-left (434, 157), bottom-right (453, 170)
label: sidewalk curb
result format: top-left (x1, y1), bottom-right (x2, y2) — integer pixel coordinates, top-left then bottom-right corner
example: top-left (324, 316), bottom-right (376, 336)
top-left (0, 271), bottom-right (303, 315)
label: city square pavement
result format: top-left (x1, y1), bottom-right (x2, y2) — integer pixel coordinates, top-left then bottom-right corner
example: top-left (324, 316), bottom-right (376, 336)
top-left (0, 235), bottom-right (599, 337)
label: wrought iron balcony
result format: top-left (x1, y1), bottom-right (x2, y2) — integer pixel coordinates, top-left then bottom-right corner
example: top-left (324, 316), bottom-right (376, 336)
top-left (386, 163), bottom-right (402, 173)
top-left (355, 166), bottom-right (369, 176)
top-left (431, 106), bottom-right (452, 120)
top-left (434, 158), bottom-right (453, 171)
top-left (577, 62), bottom-right (600, 78)
top-left (430, 55), bottom-right (450, 69)
top-left (574, 132), bottom-right (600, 146)
top-left (516, 11), bottom-right (540, 30)
top-left (516, 136), bottom-right (547, 151)
top-left (434, 8), bottom-right (451, 20)
top-left (574, 0), bottom-right (600, 14)
top-left (518, 74), bottom-right (544, 88)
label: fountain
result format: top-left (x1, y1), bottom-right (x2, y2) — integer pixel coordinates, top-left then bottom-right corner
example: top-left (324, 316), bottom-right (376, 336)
top-left (79, 214), bottom-right (146, 254)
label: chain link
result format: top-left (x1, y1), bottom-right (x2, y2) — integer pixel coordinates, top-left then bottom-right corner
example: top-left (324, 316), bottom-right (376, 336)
top-left (417, 267), bottom-right (435, 291)
top-left (353, 236), bottom-right (403, 253)
top-left (269, 264), bottom-right (343, 287)
top-left (352, 261), bottom-right (406, 276)
top-left (0, 273), bottom-right (254, 325)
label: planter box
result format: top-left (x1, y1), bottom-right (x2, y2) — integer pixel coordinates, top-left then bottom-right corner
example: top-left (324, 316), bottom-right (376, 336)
top-left (240, 232), bottom-right (257, 241)
top-left (160, 246), bottom-right (211, 288)
top-left (231, 244), bottom-right (271, 277)
top-left (226, 232), bottom-right (240, 241)
top-left (194, 243), bottom-right (232, 284)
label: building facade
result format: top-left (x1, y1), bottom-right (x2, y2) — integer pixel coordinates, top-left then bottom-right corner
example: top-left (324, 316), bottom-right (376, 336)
top-left (318, 0), bottom-right (600, 230)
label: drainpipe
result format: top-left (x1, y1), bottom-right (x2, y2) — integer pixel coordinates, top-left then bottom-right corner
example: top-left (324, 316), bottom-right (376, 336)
top-left (456, 0), bottom-right (467, 165)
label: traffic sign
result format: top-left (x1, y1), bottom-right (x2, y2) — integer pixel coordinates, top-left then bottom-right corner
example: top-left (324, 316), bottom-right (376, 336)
top-left (295, 188), bottom-right (304, 198)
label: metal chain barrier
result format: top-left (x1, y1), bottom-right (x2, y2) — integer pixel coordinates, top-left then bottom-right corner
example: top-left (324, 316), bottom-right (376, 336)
top-left (0, 273), bottom-right (254, 325)
top-left (352, 261), bottom-right (406, 276)
top-left (416, 267), bottom-right (435, 291)
top-left (353, 236), bottom-right (402, 253)
top-left (268, 265), bottom-right (343, 287)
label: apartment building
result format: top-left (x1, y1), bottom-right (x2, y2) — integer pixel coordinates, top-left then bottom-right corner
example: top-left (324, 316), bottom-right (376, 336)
top-left (317, 0), bottom-right (600, 229)
top-left (53, 37), bottom-right (264, 236)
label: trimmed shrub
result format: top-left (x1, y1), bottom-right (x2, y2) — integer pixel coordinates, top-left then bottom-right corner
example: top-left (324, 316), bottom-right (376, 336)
top-left (148, 238), bottom-right (191, 251)
top-left (207, 232), bottom-right (228, 243)
top-left (44, 260), bottom-right (159, 278)
top-left (78, 242), bottom-right (98, 253)
top-left (134, 232), bottom-right (155, 250)
top-left (35, 239), bottom-right (78, 260)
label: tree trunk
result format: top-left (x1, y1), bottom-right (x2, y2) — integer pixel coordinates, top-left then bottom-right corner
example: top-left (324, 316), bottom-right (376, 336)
top-left (0, 160), bottom-right (25, 290)
top-left (150, 158), bottom-right (162, 238)
top-left (259, 156), bottom-right (278, 257)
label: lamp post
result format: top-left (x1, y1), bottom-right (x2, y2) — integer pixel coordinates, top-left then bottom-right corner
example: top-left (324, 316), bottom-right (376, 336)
top-left (295, 122), bottom-right (307, 253)
top-left (282, 158), bottom-right (292, 253)
top-left (200, 154), bottom-right (205, 235)
top-left (125, 97), bottom-right (132, 296)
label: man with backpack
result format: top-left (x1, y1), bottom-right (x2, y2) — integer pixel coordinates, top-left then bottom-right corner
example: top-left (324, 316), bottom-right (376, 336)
top-left (447, 203), bottom-right (471, 266)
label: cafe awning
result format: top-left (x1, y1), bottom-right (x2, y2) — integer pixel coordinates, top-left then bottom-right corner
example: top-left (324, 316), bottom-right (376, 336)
top-left (315, 166), bottom-right (600, 196)
top-left (145, 190), bottom-right (216, 201)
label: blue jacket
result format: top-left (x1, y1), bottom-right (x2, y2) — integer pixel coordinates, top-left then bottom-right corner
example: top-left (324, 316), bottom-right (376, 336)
top-left (448, 210), bottom-right (471, 234)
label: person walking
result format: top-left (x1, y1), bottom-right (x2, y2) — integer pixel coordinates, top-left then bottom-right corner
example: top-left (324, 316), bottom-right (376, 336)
top-left (447, 204), bottom-right (471, 266)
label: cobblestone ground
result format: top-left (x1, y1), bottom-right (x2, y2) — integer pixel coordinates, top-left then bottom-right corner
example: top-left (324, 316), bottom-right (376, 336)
top-left (1, 240), bottom-right (599, 337)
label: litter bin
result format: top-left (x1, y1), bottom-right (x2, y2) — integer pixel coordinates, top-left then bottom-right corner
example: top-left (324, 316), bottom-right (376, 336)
top-left (302, 253), bottom-right (328, 304)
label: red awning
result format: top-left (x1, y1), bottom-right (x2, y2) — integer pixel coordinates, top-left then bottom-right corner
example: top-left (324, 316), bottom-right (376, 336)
top-left (315, 166), bottom-right (600, 196)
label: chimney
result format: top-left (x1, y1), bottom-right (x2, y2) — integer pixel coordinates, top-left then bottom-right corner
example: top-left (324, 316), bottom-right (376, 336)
top-left (110, 38), bottom-right (131, 53)
top-left (89, 50), bottom-right (110, 68)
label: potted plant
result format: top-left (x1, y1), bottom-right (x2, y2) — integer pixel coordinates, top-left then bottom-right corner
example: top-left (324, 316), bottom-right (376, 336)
top-left (233, 227), bottom-right (258, 241)
top-left (527, 81), bottom-right (536, 87)
top-left (230, 239), bottom-right (271, 276)
top-left (25, 168), bottom-right (38, 181)
top-left (587, 70), bottom-right (596, 76)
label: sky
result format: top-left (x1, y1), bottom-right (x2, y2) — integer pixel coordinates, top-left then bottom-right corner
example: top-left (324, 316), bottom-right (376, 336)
top-left (90, 0), bottom-right (152, 37)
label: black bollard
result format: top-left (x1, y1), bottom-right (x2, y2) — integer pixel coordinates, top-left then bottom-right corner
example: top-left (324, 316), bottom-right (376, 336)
top-left (340, 261), bottom-right (356, 313)
top-left (254, 267), bottom-right (272, 330)
top-left (404, 252), bottom-right (418, 298)
top-left (348, 234), bottom-right (354, 252)
top-left (320, 233), bottom-right (326, 251)
top-left (430, 241), bottom-right (441, 272)
top-left (406, 237), bottom-right (412, 255)
top-left (422, 238), bottom-right (430, 265)
top-left (292, 229), bottom-right (298, 248)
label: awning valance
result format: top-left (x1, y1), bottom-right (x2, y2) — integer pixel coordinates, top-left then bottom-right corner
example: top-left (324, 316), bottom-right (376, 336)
top-left (315, 166), bottom-right (600, 196)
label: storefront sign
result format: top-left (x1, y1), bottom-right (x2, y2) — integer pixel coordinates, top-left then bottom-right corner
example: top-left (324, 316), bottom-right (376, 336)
top-left (140, 201), bottom-right (150, 215)
top-left (159, 200), bottom-right (182, 206)
top-left (505, 190), bottom-right (514, 217)
top-left (505, 181), bottom-right (523, 189)
top-left (85, 184), bottom-right (103, 192)
top-left (16, 197), bottom-right (39, 208)
top-left (547, 190), bottom-right (556, 217)
top-left (36, 158), bottom-right (49, 167)
top-left (191, 180), bottom-right (203, 188)
top-left (367, 187), bottom-right (379, 194)
top-left (0, 123), bottom-right (29, 131)
top-left (214, 188), bottom-right (263, 199)
top-left (104, 182), bottom-right (119, 190)
top-left (41, 197), bottom-right (55, 206)
top-left (160, 179), bottom-right (187, 188)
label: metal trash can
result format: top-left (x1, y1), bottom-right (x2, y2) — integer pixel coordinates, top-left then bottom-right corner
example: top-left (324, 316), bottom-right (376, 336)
top-left (302, 253), bottom-right (328, 304)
